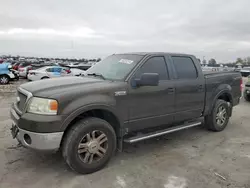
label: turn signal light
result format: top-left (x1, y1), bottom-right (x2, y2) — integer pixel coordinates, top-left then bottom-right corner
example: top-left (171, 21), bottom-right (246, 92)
top-left (49, 100), bottom-right (58, 111)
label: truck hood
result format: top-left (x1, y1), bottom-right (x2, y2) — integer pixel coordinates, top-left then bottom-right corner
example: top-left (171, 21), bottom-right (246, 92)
top-left (20, 76), bottom-right (112, 97)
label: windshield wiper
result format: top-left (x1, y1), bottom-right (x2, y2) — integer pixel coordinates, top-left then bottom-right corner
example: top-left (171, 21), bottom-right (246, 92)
top-left (87, 73), bottom-right (106, 80)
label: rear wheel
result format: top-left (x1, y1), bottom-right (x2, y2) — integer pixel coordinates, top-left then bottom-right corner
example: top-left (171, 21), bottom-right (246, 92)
top-left (205, 99), bottom-right (230, 132)
top-left (0, 75), bottom-right (10, 84)
top-left (62, 117), bottom-right (116, 174)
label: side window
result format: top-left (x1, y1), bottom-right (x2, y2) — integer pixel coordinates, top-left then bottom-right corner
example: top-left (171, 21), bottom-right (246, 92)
top-left (46, 68), bottom-right (53, 72)
top-left (172, 56), bottom-right (197, 79)
top-left (135, 57), bottom-right (169, 80)
top-left (53, 67), bottom-right (62, 73)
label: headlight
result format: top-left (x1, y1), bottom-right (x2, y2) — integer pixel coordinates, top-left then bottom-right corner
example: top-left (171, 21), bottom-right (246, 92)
top-left (27, 97), bottom-right (58, 115)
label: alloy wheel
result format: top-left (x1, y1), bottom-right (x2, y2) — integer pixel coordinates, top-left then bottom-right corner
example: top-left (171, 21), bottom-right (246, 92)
top-left (0, 76), bottom-right (8, 84)
top-left (78, 130), bottom-right (108, 164)
top-left (216, 106), bottom-right (227, 126)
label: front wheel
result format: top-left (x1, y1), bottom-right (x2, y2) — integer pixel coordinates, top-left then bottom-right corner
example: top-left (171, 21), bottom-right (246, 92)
top-left (205, 99), bottom-right (230, 132)
top-left (0, 75), bottom-right (10, 84)
top-left (62, 117), bottom-right (116, 174)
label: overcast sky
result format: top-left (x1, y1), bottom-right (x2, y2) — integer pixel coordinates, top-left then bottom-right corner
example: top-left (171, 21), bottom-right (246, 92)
top-left (0, 0), bottom-right (250, 62)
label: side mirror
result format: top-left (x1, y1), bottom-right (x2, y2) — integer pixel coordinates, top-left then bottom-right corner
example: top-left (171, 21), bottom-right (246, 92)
top-left (135, 73), bottom-right (159, 87)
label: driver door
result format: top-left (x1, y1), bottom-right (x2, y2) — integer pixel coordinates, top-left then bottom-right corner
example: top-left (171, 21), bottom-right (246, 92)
top-left (127, 56), bottom-right (176, 132)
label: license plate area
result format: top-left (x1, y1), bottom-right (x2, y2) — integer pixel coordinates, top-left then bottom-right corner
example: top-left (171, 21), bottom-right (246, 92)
top-left (10, 123), bottom-right (19, 139)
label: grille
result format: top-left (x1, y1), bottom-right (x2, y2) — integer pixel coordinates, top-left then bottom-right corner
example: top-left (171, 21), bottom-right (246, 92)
top-left (17, 91), bottom-right (27, 112)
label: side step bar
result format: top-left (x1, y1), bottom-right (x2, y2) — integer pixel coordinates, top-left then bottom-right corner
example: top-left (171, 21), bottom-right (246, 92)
top-left (124, 121), bottom-right (202, 143)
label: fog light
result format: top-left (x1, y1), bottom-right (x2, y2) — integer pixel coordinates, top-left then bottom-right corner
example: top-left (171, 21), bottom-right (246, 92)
top-left (24, 134), bottom-right (31, 145)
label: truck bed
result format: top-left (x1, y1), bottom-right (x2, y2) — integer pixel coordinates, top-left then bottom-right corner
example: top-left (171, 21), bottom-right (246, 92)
top-left (203, 71), bottom-right (242, 115)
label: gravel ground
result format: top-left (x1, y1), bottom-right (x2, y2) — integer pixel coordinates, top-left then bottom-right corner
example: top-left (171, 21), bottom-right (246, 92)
top-left (0, 78), bottom-right (250, 188)
top-left (0, 79), bottom-right (27, 94)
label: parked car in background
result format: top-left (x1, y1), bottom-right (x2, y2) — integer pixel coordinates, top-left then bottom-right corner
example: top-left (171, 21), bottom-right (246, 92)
top-left (240, 67), bottom-right (250, 77)
top-left (244, 77), bottom-right (250, 101)
top-left (60, 62), bottom-right (92, 71)
top-left (19, 65), bottom-right (32, 78)
top-left (234, 67), bottom-right (242, 72)
top-left (30, 62), bottom-right (57, 70)
top-left (12, 62), bottom-right (21, 70)
top-left (0, 63), bottom-right (19, 84)
top-left (27, 66), bottom-right (73, 81)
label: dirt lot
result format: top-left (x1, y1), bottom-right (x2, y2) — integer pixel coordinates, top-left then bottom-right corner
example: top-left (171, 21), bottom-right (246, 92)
top-left (0, 79), bottom-right (250, 188)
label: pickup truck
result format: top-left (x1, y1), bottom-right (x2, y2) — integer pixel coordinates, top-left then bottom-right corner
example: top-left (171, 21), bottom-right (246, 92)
top-left (10, 52), bottom-right (242, 174)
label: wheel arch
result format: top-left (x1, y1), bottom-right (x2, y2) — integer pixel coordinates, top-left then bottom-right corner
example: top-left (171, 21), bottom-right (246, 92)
top-left (211, 90), bottom-right (233, 116)
top-left (41, 76), bottom-right (49, 79)
top-left (0, 74), bottom-right (10, 78)
top-left (61, 105), bottom-right (123, 140)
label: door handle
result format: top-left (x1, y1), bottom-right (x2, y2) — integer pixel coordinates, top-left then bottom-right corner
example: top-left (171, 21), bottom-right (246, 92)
top-left (197, 85), bottom-right (203, 91)
top-left (167, 88), bottom-right (175, 94)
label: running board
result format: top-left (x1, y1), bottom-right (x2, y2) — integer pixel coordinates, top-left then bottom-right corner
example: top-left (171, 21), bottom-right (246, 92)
top-left (124, 122), bottom-right (202, 143)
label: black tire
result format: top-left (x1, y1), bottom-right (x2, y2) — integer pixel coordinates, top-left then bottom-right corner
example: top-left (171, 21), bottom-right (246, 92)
top-left (62, 117), bottom-right (116, 174)
top-left (41, 76), bottom-right (49, 79)
top-left (0, 75), bottom-right (10, 84)
top-left (244, 91), bottom-right (250, 102)
top-left (205, 99), bottom-right (230, 132)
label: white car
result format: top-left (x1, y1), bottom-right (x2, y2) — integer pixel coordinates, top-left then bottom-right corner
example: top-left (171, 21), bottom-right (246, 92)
top-left (240, 67), bottom-right (250, 77)
top-left (27, 66), bottom-right (73, 81)
top-left (18, 66), bottom-right (32, 78)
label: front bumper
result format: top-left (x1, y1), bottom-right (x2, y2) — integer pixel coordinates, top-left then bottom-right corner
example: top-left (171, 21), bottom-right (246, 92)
top-left (15, 125), bottom-right (63, 151)
top-left (27, 74), bottom-right (40, 81)
top-left (10, 104), bottom-right (65, 151)
top-left (8, 72), bottom-right (15, 79)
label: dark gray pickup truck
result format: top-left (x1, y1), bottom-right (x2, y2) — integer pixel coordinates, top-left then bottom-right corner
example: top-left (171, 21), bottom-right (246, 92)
top-left (10, 52), bottom-right (242, 174)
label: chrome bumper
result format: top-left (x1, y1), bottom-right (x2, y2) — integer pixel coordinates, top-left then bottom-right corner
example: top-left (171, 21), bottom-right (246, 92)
top-left (16, 126), bottom-right (63, 151)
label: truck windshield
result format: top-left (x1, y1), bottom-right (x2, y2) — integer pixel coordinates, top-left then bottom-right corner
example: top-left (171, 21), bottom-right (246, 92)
top-left (85, 54), bottom-right (144, 80)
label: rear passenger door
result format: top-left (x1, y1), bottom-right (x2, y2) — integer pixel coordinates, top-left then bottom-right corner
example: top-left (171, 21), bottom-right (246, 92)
top-left (171, 56), bottom-right (205, 122)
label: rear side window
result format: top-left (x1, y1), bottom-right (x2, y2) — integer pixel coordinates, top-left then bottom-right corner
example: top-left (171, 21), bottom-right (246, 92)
top-left (172, 56), bottom-right (197, 79)
top-left (135, 56), bottom-right (169, 80)
top-left (53, 67), bottom-right (62, 73)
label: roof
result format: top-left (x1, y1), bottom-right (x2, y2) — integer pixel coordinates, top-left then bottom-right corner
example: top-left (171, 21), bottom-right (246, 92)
top-left (115, 52), bottom-right (194, 56)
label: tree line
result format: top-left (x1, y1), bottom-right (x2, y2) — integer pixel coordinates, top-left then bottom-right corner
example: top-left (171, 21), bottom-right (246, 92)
top-left (197, 57), bottom-right (250, 67)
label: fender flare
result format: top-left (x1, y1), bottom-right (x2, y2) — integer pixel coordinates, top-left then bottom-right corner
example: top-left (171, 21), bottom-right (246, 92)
top-left (209, 89), bottom-right (233, 114)
top-left (60, 103), bottom-right (123, 131)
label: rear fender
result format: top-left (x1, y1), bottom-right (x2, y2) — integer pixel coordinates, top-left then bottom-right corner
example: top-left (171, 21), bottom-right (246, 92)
top-left (204, 84), bottom-right (233, 116)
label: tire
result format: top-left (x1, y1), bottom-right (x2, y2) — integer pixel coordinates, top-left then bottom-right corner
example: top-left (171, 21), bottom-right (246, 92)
top-left (41, 77), bottom-right (49, 79)
top-left (205, 99), bottom-right (230, 132)
top-left (0, 75), bottom-right (10, 84)
top-left (62, 117), bottom-right (116, 174)
top-left (244, 91), bottom-right (250, 102)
